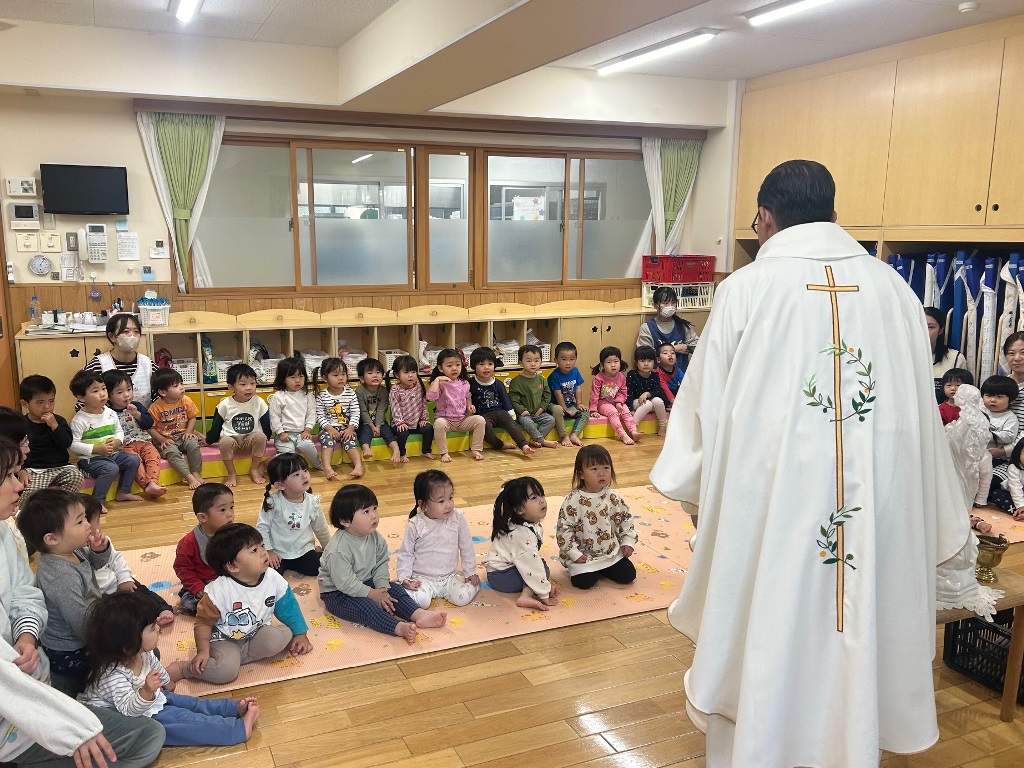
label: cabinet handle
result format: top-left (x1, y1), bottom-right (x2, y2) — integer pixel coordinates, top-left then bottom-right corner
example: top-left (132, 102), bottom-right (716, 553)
top-left (276, 314), bottom-right (283, 321)
top-left (975, 204), bottom-right (983, 212)
top-left (188, 317), bottom-right (197, 324)
top-left (431, 310), bottom-right (438, 317)
top-left (356, 312), bottom-right (364, 319)
top-left (606, 325), bottom-right (611, 333)
top-left (992, 203), bottom-right (1000, 212)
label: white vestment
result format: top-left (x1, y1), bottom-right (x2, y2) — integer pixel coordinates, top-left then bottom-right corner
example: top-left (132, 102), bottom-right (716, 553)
top-left (650, 222), bottom-right (969, 768)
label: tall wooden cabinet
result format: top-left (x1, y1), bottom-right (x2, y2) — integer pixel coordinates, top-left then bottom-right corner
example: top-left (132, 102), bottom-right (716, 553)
top-left (988, 34), bottom-right (1024, 225)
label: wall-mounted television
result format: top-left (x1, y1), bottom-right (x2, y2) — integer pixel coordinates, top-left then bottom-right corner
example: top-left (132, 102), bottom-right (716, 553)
top-left (39, 164), bottom-right (129, 216)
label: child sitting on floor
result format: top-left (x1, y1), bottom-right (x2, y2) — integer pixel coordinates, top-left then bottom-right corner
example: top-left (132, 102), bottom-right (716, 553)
top-left (173, 483), bottom-right (235, 614)
top-left (257, 454), bottom-right (330, 577)
top-left (148, 368), bottom-right (205, 490)
top-left (556, 445), bottom-right (637, 590)
top-left (80, 591), bottom-right (260, 746)
top-left (319, 484), bottom-right (448, 645)
top-left (80, 494), bottom-right (174, 627)
top-left (314, 357), bottom-right (363, 480)
top-left (388, 355), bottom-right (436, 461)
top-left (397, 470), bottom-right (480, 609)
top-left (183, 523), bottom-right (312, 685)
top-left (268, 357), bottom-right (322, 470)
top-left (482, 476), bottom-right (559, 612)
top-left (356, 358), bottom-right (402, 463)
top-left (19, 375), bottom-right (84, 502)
top-left (468, 347), bottom-right (533, 456)
top-left (17, 488), bottom-right (111, 695)
top-left (427, 349), bottom-right (486, 463)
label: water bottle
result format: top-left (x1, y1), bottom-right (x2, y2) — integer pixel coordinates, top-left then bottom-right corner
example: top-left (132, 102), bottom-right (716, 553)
top-left (29, 295), bottom-right (40, 325)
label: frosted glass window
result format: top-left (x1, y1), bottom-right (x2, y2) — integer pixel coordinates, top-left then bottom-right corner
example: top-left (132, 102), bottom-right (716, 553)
top-left (578, 158), bottom-right (651, 280)
top-left (195, 145), bottom-right (294, 288)
top-left (300, 148), bottom-right (410, 286)
top-left (427, 153), bottom-right (469, 285)
top-left (487, 156), bottom-right (566, 283)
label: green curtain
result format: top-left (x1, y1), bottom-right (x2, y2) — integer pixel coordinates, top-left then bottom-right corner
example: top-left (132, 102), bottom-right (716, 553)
top-left (153, 113), bottom-right (216, 293)
top-left (661, 138), bottom-right (703, 235)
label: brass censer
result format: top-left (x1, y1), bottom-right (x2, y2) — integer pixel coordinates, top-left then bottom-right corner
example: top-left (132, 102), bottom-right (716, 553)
top-left (975, 534), bottom-right (1010, 584)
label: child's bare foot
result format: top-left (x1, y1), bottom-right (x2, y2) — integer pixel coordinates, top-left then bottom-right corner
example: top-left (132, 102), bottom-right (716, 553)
top-left (528, 440), bottom-right (543, 449)
top-left (395, 621), bottom-right (419, 644)
top-left (324, 467), bottom-right (339, 481)
top-left (521, 444), bottom-right (535, 456)
top-left (399, 455), bottom-right (410, 463)
top-left (569, 434), bottom-right (584, 446)
top-left (362, 446), bottom-right (373, 459)
top-left (144, 482), bottom-right (167, 497)
top-left (516, 594), bottom-right (549, 611)
top-left (423, 452), bottom-right (435, 460)
top-left (629, 430), bottom-right (643, 442)
top-left (501, 442), bottom-right (517, 451)
top-left (249, 467), bottom-right (267, 485)
top-left (237, 696), bottom-right (258, 716)
top-left (560, 435), bottom-right (573, 447)
top-left (542, 439), bottom-right (559, 448)
top-left (349, 464), bottom-right (364, 479)
top-left (619, 433), bottom-right (635, 446)
top-left (390, 450), bottom-right (403, 464)
top-left (549, 582), bottom-right (561, 598)
top-left (440, 453), bottom-right (452, 463)
top-left (240, 699), bottom-right (260, 739)
top-left (156, 610), bottom-right (175, 627)
top-left (470, 450), bottom-right (484, 461)
top-left (657, 426), bottom-right (667, 437)
top-left (224, 474), bottom-right (238, 488)
top-left (114, 492), bottom-right (143, 502)
top-left (411, 608), bottom-right (447, 628)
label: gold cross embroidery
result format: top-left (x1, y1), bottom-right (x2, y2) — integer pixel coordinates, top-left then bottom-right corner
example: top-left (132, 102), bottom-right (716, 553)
top-left (807, 266), bottom-right (860, 632)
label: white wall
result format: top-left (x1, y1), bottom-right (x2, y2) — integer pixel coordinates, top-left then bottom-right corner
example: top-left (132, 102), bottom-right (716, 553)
top-left (0, 93), bottom-right (173, 287)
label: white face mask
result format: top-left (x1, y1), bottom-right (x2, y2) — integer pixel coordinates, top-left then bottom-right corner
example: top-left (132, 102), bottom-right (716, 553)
top-left (659, 305), bottom-right (677, 318)
top-left (116, 335), bottom-right (140, 353)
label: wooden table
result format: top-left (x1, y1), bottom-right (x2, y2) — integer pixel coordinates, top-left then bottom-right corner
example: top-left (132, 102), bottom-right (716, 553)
top-left (937, 568), bottom-right (1024, 721)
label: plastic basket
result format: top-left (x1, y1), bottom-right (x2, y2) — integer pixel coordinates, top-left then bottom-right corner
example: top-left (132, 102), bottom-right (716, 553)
top-left (498, 348), bottom-right (521, 367)
top-left (642, 255), bottom-right (715, 284)
top-left (378, 349), bottom-right (408, 371)
top-left (170, 358), bottom-right (198, 386)
top-left (214, 358), bottom-right (242, 384)
top-left (642, 282), bottom-right (714, 310)
top-left (942, 609), bottom-right (1024, 704)
top-left (139, 305), bottom-right (170, 328)
top-left (302, 354), bottom-right (328, 378)
top-left (253, 355), bottom-right (286, 385)
top-left (538, 343), bottom-right (551, 362)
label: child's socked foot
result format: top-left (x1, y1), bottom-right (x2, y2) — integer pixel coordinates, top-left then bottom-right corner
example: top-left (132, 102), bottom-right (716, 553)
top-left (114, 492), bottom-right (144, 502)
top-left (395, 621), bottom-right (419, 645)
top-left (411, 608), bottom-right (447, 628)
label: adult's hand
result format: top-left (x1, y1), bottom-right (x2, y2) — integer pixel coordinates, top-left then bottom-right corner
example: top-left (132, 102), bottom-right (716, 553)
top-left (72, 733), bottom-right (116, 768)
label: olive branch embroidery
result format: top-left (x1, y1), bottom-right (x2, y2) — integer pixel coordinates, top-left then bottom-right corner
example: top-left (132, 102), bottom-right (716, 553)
top-left (803, 341), bottom-right (876, 423)
top-left (816, 506), bottom-right (860, 570)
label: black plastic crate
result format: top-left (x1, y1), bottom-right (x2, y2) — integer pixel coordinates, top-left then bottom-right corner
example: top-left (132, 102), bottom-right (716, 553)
top-left (942, 608), bottom-right (1024, 704)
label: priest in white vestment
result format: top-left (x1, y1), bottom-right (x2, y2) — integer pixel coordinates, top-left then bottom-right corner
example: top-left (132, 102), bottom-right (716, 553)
top-left (651, 160), bottom-right (969, 768)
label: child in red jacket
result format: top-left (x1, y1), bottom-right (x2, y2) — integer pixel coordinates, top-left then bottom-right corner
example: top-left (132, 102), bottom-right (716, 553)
top-left (173, 483), bottom-right (234, 614)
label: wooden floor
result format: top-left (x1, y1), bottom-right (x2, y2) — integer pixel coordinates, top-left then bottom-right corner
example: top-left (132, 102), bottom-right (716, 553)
top-left (96, 438), bottom-right (1024, 768)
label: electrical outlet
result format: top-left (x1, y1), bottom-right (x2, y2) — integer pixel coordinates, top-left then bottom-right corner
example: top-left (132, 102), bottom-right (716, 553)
top-left (66, 231), bottom-right (78, 251)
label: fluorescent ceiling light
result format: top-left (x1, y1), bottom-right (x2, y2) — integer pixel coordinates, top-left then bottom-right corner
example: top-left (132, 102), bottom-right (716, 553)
top-left (351, 154), bottom-right (373, 164)
top-left (175, 0), bottom-right (201, 23)
top-left (746, 0), bottom-right (837, 27)
top-left (597, 29), bottom-right (720, 76)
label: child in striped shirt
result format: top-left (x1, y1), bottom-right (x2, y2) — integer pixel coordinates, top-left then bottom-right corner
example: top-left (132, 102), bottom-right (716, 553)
top-left (314, 357), bottom-right (363, 480)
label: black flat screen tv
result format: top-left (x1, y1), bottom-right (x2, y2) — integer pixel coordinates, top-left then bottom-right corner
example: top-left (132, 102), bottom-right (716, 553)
top-left (40, 164), bottom-right (129, 216)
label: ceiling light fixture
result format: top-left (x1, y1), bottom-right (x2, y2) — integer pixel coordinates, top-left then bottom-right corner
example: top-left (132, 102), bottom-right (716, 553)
top-left (351, 154), bottom-right (373, 164)
top-left (174, 0), bottom-right (202, 23)
top-left (597, 29), bottom-right (720, 76)
top-left (745, 0), bottom-right (837, 27)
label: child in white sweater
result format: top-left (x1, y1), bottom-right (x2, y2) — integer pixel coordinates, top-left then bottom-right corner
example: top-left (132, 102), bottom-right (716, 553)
top-left (268, 358), bottom-right (322, 470)
top-left (257, 454), bottom-right (330, 577)
top-left (976, 375), bottom-right (1020, 508)
top-left (397, 470), bottom-right (479, 609)
top-left (69, 370), bottom-right (142, 502)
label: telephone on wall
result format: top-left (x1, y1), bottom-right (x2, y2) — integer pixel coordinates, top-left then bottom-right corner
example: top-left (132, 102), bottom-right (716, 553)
top-left (78, 224), bottom-right (108, 263)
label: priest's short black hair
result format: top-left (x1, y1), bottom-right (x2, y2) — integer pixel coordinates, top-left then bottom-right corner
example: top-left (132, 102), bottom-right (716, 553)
top-left (980, 375), bottom-right (1018, 401)
top-left (757, 160), bottom-right (835, 231)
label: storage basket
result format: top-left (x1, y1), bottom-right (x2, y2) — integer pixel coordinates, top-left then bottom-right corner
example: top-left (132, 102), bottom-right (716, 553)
top-left (378, 349), bottom-right (408, 371)
top-left (942, 609), bottom-right (1024, 704)
top-left (214, 357), bottom-right (242, 384)
top-left (253, 355), bottom-right (286, 385)
top-left (498, 348), bottom-right (521, 367)
top-left (139, 304), bottom-right (170, 328)
top-left (302, 354), bottom-right (328, 378)
top-left (538, 343), bottom-right (551, 362)
top-left (642, 282), bottom-right (714, 310)
top-left (170, 358), bottom-right (198, 386)
top-left (642, 255), bottom-right (715, 284)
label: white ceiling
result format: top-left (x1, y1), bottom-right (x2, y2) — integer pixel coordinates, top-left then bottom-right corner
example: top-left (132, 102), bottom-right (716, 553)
top-left (0, 0), bottom-right (1023, 80)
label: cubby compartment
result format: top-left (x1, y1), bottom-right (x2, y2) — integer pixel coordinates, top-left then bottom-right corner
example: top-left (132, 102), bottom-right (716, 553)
top-left (527, 317), bottom-right (561, 364)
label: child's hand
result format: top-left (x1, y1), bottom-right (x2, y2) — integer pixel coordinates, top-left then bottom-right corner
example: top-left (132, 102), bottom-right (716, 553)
top-left (418, 420), bottom-right (430, 428)
top-left (589, 411), bottom-right (599, 418)
top-left (41, 412), bottom-right (58, 430)
top-left (300, 429), bottom-right (313, 441)
top-left (326, 426), bottom-right (341, 440)
top-left (93, 439), bottom-right (116, 457)
top-left (371, 424), bottom-right (381, 437)
top-left (152, 435), bottom-right (171, 449)
top-left (141, 669), bottom-right (164, 697)
top-left (190, 651), bottom-right (210, 675)
top-left (533, 408), bottom-right (544, 418)
top-left (116, 581), bottom-right (138, 592)
top-left (289, 633), bottom-right (313, 656)
top-left (620, 545), bottom-right (634, 558)
top-left (678, 343), bottom-right (689, 354)
top-left (466, 574), bottom-right (480, 586)
top-left (402, 578), bottom-right (422, 590)
top-left (342, 425), bottom-right (356, 440)
top-left (127, 403), bottom-right (141, 419)
top-left (278, 431), bottom-right (292, 443)
top-left (566, 406), bottom-right (578, 417)
top-left (521, 410), bottom-right (530, 418)
top-left (638, 393), bottom-right (650, 404)
top-left (1014, 507), bottom-right (1024, 521)
top-left (88, 530), bottom-right (109, 552)
top-left (616, 403), bottom-right (627, 413)
top-left (182, 431), bottom-right (198, 442)
top-left (395, 422), bottom-right (409, 433)
top-left (267, 550), bottom-right (282, 569)
top-left (368, 587), bottom-right (397, 613)
top-left (467, 404), bottom-right (476, 414)
top-left (574, 554), bottom-right (586, 564)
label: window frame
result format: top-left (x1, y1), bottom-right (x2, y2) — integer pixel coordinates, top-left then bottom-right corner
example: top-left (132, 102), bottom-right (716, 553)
top-left (417, 145), bottom-right (476, 292)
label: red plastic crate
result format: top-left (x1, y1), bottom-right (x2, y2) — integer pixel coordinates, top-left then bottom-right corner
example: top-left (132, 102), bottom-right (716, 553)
top-left (642, 255), bottom-right (715, 283)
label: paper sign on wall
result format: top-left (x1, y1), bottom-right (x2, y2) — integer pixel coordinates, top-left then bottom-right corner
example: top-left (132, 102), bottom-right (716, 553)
top-left (117, 231), bottom-right (140, 261)
top-left (512, 196), bottom-right (545, 221)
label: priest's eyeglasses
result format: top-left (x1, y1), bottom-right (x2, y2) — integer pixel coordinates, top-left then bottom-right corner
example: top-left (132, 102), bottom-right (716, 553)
top-left (751, 211), bottom-right (760, 233)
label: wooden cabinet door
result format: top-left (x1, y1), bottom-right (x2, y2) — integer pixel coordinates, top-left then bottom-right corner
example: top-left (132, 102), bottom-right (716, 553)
top-left (987, 34), bottom-right (1024, 225)
top-left (601, 315), bottom-right (641, 364)
top-left (559, 317), bottom-right (604, 408)
top-left (736, 63), bottom-right (896, 229)
top-left (883, 40), bottom-right (1004, 226)
top-left (18, 337), bottom-right (90, 421)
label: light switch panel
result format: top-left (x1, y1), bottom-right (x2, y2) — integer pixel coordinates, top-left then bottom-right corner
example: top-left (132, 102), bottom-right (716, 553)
top-left (15, 232), bottom-right (38, 252)
top-left (39, 232), bottom-right (62, 253)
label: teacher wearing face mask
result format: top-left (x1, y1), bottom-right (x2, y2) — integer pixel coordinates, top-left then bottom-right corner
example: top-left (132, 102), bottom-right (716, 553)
top-left (636, 286), bottom-right (700, 373)
top-left (83, 313), bottom-right (160, 404)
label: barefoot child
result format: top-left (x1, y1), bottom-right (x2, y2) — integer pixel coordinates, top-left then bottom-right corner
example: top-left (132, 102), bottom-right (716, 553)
top-left (388, 355), bottom-right (436, 461)
top-left (268, 357), bottom-right (323, 470)
top-left (149, 368), bottom-right (205, 490)
top-left (80, 592), bottom-right (260, 745)
top-left (468, 347), bottom-right (534, 456)
top-left (319, 484), bottom-right (448, 645)
top-left (356, 358), bottom-right (401, 463)
top-left (627, 346), bottom-right (669, 437)
top-left (589, 347), bottom-right (641, 445)
top-left (183, 523), bottom-right (313, 685)
top-left (173, 484), bottom-right (235, 614)
top-left (483, 476), bottom-right (559, 611)
top-left (547, 342), bottom-right (588, 446)
top-left (397, 470), bottom-right (480, 608)
top-left (69, 371), bottom-right (142, 503)
top-left (206, 363), bottom-right (270, 487)
top-left (510, 345), bottom-right (562, 449)
top-left (102, 371), bottom-right (167, 498)
top-left (314, 358), bottom-right (364, 480)
top-left (427, 349), bottom-right (486, 463)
